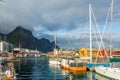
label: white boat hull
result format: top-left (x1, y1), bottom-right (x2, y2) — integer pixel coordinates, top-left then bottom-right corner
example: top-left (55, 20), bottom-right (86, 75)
top-left (95, 66), bottom-right (120, 80)
top-left (49, 60), bottom-right (60, 65)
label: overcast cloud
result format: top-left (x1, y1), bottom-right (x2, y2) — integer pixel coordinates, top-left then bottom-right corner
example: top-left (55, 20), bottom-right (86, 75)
top-left (0, 0), bottom-right (120, 49)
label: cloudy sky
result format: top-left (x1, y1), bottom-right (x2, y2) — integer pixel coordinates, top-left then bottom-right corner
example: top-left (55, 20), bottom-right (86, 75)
top-left (0, 0), bottom-right (120, 49)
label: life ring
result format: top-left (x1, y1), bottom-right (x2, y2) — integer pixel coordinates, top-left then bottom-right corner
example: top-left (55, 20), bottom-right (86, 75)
top-left (5, 70), bottom-right (13, 78)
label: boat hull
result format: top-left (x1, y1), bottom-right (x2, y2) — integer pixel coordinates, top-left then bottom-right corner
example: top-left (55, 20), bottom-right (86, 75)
top-left (87, 63), bottom-right (110, 67)
top-left (61, 65), bottom-right (86, 74)
top-left (69, 67), bottom-right (86, 74)
top-left (95, 66), bottom-right (120, 80)
top-left (49, 60), bottom-right (60, 65)
top-left (61, 65), bottom-right (69, 70)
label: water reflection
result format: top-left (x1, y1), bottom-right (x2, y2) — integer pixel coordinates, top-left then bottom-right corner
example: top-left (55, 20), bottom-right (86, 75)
top-left (63, 71), bottom-right (87, 80)
top-left (14, 57), bottom-right (112, 80)
top-left (62, 71), bottom-right (97, 80)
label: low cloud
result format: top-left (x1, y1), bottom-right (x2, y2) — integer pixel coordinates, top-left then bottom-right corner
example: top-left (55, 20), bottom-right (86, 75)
top-left (0, 0), bottom-right (120, 48)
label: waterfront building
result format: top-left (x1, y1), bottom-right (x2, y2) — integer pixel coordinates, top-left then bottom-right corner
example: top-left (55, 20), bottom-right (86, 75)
top-left (0, 41), bottom-right (14, 53)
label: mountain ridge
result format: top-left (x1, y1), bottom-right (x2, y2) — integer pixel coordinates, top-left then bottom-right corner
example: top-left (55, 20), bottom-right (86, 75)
top-left (0, 26), bottom-right (59, 52)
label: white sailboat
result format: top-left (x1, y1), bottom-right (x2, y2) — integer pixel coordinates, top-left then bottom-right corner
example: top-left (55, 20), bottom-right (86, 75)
top-left (87, 2), bottom-right (110, 68)
top-left (95, 61), bottom-right (120, 79)
top-left (95, 58), bottom-right (120, 79)
top-left (49, 34), bottom-right (61, 65)
top-left (95, 0), bottom-right (120, 79)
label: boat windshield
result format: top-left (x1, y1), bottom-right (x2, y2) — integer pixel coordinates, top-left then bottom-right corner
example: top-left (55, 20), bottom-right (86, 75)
top-left (69, 62), bottom-right (86, 67)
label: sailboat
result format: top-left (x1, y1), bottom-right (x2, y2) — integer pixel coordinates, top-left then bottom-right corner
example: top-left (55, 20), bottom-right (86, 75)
top-left (95, 73), bottom-right (110, 80)
top-left (86, 2), bottom-right (110, 69)
top-left (49, 34), bottom-right (61, 65)
top-left (95, 58), bottom-right (120, 79)
top-left (95, 0), bottom-right (120, 79)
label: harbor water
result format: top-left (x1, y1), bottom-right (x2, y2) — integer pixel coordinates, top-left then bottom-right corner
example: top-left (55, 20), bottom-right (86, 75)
top-left (14, 57), bottom-right (112, 80)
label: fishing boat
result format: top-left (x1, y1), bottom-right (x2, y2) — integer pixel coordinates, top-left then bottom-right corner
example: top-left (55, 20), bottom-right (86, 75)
top-left (60, 58), bottom-right (87, 74)
top-left (60, 58), bottom-right (74, 70)
top-left (60, 59), bottom-right (68, 70)
top-left (68, 62), bottom-right (87, 74)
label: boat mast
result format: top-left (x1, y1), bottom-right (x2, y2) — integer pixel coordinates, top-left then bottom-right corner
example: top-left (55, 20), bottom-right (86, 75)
top-left (110, 0), bottom-right (114, 57)
top-left (55, 33), bottom-right (56, 50)
top-left (54, 33), bottom-right (57, 55)
top-left (89, 3), bottom-right (92, 62)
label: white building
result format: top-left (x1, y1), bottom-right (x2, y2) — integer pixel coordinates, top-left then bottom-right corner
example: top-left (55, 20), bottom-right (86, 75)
top-left (13, 48), bottom-right (39, 54)
top-left (58, 48), bottom-right (75, 54)
top-left (0, 41), bottom-right (14, 53)
top-left (29, 50), bottom-right (39, 54)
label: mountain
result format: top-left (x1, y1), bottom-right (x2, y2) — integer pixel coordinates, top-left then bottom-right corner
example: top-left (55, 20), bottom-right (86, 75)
top-left (0, 26), bottom-right (59, 52)
top-left (0, 33), bottom-right (5, 41)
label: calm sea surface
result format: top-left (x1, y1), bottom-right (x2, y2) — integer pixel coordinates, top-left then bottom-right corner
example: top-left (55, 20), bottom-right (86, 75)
top-left (14, 57), bottom-right (112, 80)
